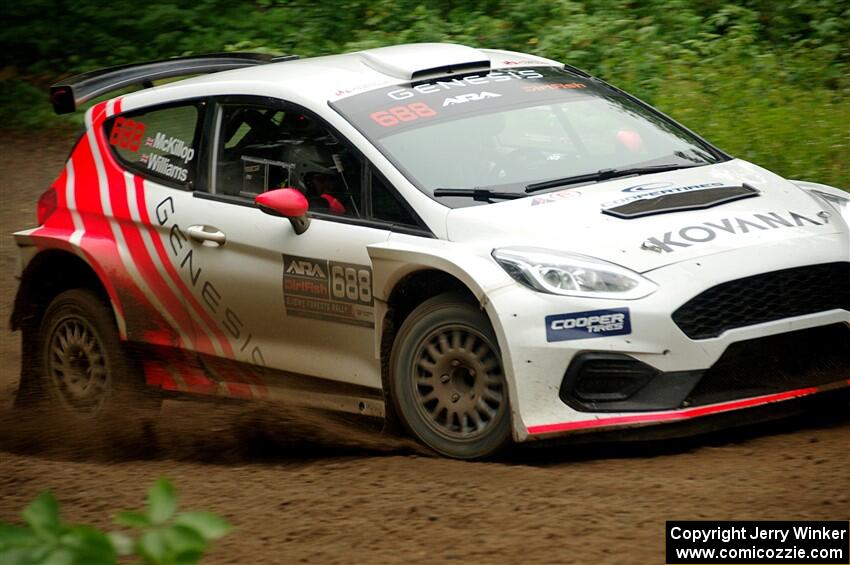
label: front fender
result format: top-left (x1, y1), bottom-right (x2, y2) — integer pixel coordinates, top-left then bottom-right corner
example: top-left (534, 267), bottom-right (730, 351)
top-left (367, 235), bottom-right (527, 437)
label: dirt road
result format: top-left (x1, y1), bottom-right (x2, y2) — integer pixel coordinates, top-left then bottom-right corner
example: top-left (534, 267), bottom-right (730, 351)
top-left (0, 131), bottom-right (848, 564)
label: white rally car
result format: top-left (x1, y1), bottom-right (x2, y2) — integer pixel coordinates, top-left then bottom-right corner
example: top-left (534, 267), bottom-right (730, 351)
top-left (11, 43), bottom-right (850, 458)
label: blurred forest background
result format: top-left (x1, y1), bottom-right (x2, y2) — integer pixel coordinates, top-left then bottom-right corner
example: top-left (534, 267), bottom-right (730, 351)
top-left (1, 0), bottom-right (847, 187)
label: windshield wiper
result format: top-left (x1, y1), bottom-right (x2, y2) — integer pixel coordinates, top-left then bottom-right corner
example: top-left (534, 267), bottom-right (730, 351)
top-left (524, 163), bottom-right (701, 194)
top-left (433, 188), bottom-right (525, 202)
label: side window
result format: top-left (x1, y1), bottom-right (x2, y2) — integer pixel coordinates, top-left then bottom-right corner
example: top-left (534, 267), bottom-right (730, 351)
top-left (370, 174), bottom-right (417, 226)
top-left (212, 103), bottom-right (363, 218)
top-left (105, 104), bottom-right (201, 189)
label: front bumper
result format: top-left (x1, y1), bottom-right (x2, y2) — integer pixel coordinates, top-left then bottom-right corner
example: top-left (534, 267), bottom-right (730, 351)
top-left (483, 235), bottom-right (850, 442)
top-left (559, 323), bottom-right (849, 413)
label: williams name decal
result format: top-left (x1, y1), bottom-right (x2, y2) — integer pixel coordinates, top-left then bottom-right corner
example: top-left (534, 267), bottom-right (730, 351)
top-left (144, 154), bottom-right (189, 182)
top-left (545, 308), bottom-right (631, 342)
top-left (282, 254), bottom-right (374, 327)
top-left (644, 210), bottom-right (827, 253)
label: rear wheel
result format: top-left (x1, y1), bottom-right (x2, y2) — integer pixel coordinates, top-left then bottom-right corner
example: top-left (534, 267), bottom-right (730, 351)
top-left (22, 289), bottom-right (157, 417)
top-left (389, 293), bottom-right (511, 459)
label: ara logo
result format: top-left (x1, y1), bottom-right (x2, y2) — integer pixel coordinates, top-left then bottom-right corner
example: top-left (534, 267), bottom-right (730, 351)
top-left (643, 210), bottom-right (826, 253)
top-left (545, 308), bottom-right (631, 342)
top-left (442, 91), bottom-right (501, 106)
top-left (285, 257), bottom-right (327, 278)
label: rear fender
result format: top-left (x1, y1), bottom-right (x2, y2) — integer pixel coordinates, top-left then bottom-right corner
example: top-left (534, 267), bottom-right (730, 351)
top-left (11, 229), bottom-right (128, 338)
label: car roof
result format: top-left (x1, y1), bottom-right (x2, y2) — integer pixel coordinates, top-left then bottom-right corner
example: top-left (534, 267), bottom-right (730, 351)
top-left (119, 43), bottom-right (564, 112)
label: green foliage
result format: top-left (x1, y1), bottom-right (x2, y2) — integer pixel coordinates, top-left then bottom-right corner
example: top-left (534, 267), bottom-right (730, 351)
top-left (0, 491), bottom-right (116, 565)
top-left (0, 478), bottom-right (231, 565)
top-left (0, 0), bottom-right (847, 187)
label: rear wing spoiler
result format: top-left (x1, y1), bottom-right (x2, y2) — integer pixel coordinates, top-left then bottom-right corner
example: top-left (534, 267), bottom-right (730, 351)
top-left (49, 52), bottom-right (298, 114)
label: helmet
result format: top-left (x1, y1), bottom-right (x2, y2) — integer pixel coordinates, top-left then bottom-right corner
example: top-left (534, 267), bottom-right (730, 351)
top-left (278, 142), bottom-right (347, 215)
top-left (279, 143), bottom-right (338, 193)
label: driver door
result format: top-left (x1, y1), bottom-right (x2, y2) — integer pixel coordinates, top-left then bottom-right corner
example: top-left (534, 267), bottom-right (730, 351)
top-left (179, 97), bottom-right (390, 393)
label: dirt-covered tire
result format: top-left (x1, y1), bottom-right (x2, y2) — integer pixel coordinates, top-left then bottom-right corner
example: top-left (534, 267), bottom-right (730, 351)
top-left (389, 293), bottom-right (511, 459)
top-left (18, 288), bottom-right (158, 417)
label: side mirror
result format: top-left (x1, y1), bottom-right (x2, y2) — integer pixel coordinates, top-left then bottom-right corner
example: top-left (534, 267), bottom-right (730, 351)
top-left (255, 188), bottom-right (311, 234)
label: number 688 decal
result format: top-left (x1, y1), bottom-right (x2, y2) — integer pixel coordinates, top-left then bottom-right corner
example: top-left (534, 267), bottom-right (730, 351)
top-left (330, 262), bottom-right (373, 305)
top-left (109, 116), bottom-right (146, 152)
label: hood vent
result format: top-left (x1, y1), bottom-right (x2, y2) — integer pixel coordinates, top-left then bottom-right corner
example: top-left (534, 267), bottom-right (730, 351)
top-left (360, 43), bottom-right (490, 81)
top-left (602, 184), bottom-right (760, 219)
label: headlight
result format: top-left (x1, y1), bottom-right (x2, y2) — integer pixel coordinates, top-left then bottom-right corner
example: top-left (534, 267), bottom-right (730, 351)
top-left (492, 247), bottom-right (657, 299)
top-left (811, 190), bottom-right (850, 224)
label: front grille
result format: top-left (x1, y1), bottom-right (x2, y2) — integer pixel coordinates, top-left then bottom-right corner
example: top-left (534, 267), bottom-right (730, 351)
top-left (672, 262), bottom-right (850, 340)
top-left (686, 323), bottom-right (850, 407)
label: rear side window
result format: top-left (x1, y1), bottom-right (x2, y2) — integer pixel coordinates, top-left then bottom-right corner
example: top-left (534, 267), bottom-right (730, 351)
top-left (105, 104), bottom-right (202, 189)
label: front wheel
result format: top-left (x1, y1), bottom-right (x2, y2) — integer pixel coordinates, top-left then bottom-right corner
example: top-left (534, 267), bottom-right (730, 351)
top-left (389, 293), bottom-right (511, 459)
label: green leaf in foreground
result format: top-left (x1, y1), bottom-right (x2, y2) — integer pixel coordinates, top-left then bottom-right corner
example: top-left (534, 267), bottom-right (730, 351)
top-left (0, 525), bottom-right (48, 565)
top-left (22, 491), bottom-right (61, 537)
top-left (0, 522), bottom-right (39, 547)
top-left (147, 478), bottom-right (177, 525)
top-left (114, 511), bottom-right (152, 529)
top-left (164, 524), bottom-right (206, 556)
top-left (1, 547), bottom-right (49, 565)
top-left (60, 525), bottom-right (116, 565)
top-left (4, 477), bottom-right (231, 565)
top-left (174, 512), bottom-right (232, 541)
top-left (37, 547), bottom-right (73, 565)
top-left (108, 531), bottom-right (134, 556)
top-left (137, 529), bottom-right (168, 563)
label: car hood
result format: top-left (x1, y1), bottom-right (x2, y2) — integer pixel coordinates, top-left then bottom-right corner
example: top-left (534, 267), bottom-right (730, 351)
top-left (444, 159), bottom-right (843, 273)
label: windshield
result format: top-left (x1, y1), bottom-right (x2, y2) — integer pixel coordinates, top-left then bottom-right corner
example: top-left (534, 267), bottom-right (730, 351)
top-left (331, 67), bottom-right (725, 207)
